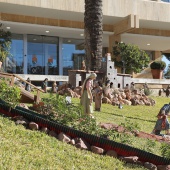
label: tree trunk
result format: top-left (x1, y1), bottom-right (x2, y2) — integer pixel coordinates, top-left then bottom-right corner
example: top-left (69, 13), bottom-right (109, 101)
top-left (84, 0), bottom-right (103, 71)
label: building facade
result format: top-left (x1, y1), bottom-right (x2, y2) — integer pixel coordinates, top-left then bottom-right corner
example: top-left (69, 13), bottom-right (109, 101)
top-left (0, 0), bottom-right (170, 81)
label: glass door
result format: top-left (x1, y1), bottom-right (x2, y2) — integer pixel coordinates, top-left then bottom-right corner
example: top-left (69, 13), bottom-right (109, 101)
top-left (27, 35), bottom-right (58, 75)
top-left (27, 35), bottom-right (44, 75)
top-left (43, 36), bottom-right (58, 75)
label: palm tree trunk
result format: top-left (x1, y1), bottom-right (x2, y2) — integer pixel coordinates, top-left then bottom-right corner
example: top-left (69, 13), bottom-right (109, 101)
top-left (84, 0), bottom-right (103, 71)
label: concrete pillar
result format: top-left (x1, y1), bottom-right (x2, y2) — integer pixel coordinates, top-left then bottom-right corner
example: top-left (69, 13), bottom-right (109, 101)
top-left (109, 34), bottom-right (121, 54)
top-left (153, 51), bottom-right (162, 60)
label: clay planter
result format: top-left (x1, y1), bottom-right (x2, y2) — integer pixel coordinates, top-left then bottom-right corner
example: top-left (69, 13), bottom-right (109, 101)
top-left (151, 69), bottom-right (163, 79)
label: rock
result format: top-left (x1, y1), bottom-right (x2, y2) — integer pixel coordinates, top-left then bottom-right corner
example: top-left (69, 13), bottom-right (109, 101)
top-left (29, 122), bottom-right (39, 130)
top-left (157, 165), bottom-right (170, 170)
top-left (15, 120), bottom-right (28, 126)
top-left (40, 127), bottom-right (49, 134)
top-left (106, 150), bottom-right (117, 158)
top-left (136, 131), bottom-right (163, 141)
top-left (102, 97), bottom-right (112, 104)
top-left (74, 138), bottom-right (90, 150)
top-left (49, 130), bottom-right (58, 138)
top-left (119, 156), bottom-right (139, 163)
top-left (58, 132), bottom-right (71, 143)
top-left (100, 123), bottom-right (118, 130)
top-left (18, 103), bottom-right (29, 109)
top-left (69, 139), bottom-right (75, 145)
top-left (131, 98), bottom-right (138, 105)
top-left (91, 146), bottom-right (104, 154)
top-left (144, 162), bottom-right (157, 170)
top-left (116, 126), bottom-right (125, 133)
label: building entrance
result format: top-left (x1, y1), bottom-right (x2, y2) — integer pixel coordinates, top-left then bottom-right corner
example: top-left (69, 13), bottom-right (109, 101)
top-left (27, 35), bottom-right (59, 75)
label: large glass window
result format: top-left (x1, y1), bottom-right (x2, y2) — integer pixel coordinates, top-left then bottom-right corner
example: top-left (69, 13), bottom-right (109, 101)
top-left (27, 35), bottom-right (59, 75)
top-left (62, 38), bottom-right (85, 75)
top-left (5, 34), bottom-right (24, 74)
top-left (161, 0), bottom-right (170, 2)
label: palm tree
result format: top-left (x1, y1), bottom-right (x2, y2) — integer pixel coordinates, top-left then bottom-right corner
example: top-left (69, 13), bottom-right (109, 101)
top-left (84, 0), bottom-right (103, 71)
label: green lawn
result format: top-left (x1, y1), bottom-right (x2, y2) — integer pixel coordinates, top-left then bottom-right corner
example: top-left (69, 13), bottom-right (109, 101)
top-left (93, 96), bottom-right (169, 133)
top-left (72, 96), bottom-right (170, 133)
top-left (0, 94), bottom-right (169, 169)
top-left (0, 116), bottom-right (147, 170)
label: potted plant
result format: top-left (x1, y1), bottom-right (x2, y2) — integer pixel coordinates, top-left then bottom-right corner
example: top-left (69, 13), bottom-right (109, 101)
top-left (150, 61), bottom-right (166, 79)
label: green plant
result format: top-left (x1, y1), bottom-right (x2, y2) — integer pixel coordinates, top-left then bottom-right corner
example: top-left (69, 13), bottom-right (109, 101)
top-left (143, 88), bottom-right (153, 96)
top-left (41, 93), bottom-right (83, 126)
top-left (0, 80), bottom-right (21, 108)
top-left (150, 61), bottom-right (166, 70)
top-left (112, 41), bottom-right (150, 74)
top-left (0, 23), bottom-right (12, 62)
top-left (120, 118), bottom-right (141, 132)
top-left (161, 143), bottom-right (170, 158)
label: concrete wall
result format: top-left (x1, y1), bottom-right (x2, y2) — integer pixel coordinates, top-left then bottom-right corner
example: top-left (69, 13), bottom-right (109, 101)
top-left (1, 0), bottom-right (170, 23)
top-left (17, 74), bottom-right (68, 82)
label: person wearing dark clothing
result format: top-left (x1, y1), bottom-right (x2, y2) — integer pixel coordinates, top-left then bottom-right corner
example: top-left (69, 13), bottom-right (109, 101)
top-left (25, 77), bottom-right (31, 92)
top-left (41, 78), bottom-right (48, 93)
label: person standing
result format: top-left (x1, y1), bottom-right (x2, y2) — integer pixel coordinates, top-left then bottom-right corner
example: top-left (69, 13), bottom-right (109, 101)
top-left (41, 78), bottom-right (48, 93)
top-left (80, 73), bottom-right (97, 117)
top-left (25, 77), bottom-right (31, 92)
top-left (94, 81), bottom-right (103, 111)
top-left (52, 81), bottom-right (57, 93)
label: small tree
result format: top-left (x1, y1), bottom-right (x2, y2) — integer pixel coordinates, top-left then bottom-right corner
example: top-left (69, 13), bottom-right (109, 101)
top-left (0, 23), bottom-right (12, 62)
top-left (112, 41), bottom-right (150, 74)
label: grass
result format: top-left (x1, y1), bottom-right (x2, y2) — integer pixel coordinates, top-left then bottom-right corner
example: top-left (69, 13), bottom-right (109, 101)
top-left (0, 93), bottom-right (169, 169)
top-left (78, 96), bottom-right (170, 133)
top-left (0, 116), bottom-right (146, 170)
top-left (71, 96), bottom-right (170, 156)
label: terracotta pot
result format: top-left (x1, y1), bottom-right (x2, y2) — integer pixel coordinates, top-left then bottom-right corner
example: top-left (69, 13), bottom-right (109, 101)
top-left (151, 69), bottom-right (163, 79)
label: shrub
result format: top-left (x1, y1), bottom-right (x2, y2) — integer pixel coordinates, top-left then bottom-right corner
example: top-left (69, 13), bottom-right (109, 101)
top-left (150, 61), bottom-right (166, 70)
top-left (0, 80), bottom-right (21, 108)
top-left (144, 88), bottom-right (153, 96)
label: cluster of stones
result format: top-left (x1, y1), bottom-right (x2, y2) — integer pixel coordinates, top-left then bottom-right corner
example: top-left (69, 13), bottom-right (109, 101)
top-left (56, 83), bottom-right (156, 106)
top-left (57, 86), bottom-right (81, 98)
top-left (100, 123), bottom-right (170, 143)
top-left (13, 114), bottom-right (170, 170)
top-left (102, 88), bottom-right (156, 106)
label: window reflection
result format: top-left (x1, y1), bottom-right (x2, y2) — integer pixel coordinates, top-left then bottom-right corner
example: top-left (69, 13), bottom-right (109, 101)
top-left (27, 35), bottom-right (59, 75)
top-left (161, 0), bottom-right (170, 2)
top-left (5, 34), bottom-right (24, 74)
top-left (62, 38), bottom-right (85, 75)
